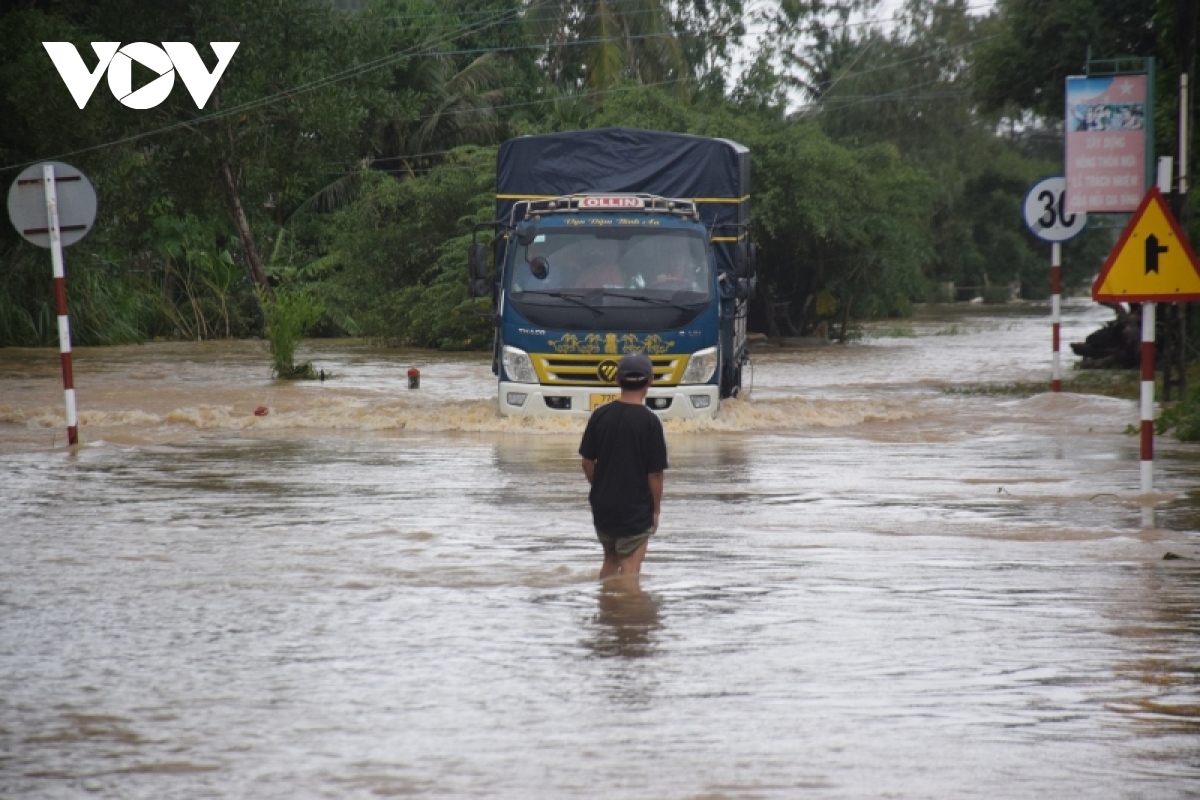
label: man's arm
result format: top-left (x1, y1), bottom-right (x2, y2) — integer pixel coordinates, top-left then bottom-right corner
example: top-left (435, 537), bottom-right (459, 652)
top-left (582, 458), bottom-right (595, 484)
top-left (648, 471), bottom-right (663, 531)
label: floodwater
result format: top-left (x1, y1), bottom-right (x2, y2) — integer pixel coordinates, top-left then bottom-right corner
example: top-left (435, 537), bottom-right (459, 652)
top-left (1, 301), bottom-right (1198, 799)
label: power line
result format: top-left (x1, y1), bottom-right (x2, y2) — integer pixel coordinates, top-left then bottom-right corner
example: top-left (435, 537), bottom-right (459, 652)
top-left (2, 8), bottom-right (998, 173)
top-left (742, 0), bottom-right (995, 33)
top-left (0, 5), bottom-right (522, 173)
top-left (802, 77), bottom-right (966, 115)
top-left (323, 77), bottom-right (689, 170)
top-left (1, 17), bottom-right (712, 174)
top-left (323, 34), bottom-right (997, 169)
top-left (325, 74), bottom-right (984, 174)
top-left (814, 34), bottom-right (998, 86)
top-left (795, 36), bottom-right (876, 120)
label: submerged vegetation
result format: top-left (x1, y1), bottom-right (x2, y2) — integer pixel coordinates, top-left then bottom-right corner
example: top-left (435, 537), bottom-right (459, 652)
top-left (945, 364), bottom-right (1200, 444)
top-left (0, 0), bottom-right (1192, 355)
top-left (259, 287), bottom-right (325, 380)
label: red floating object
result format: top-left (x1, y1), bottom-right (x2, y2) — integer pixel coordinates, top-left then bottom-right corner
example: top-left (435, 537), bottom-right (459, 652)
top-left (254, 406), bottom-right (269, 416)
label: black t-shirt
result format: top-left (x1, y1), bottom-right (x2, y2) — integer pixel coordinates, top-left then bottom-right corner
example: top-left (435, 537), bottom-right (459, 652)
top-left (578, 401), bottom-right (669, 537)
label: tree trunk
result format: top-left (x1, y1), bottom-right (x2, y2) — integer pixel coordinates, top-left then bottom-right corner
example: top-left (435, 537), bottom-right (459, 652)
top-left (220, 160), bottom-right (273, 301)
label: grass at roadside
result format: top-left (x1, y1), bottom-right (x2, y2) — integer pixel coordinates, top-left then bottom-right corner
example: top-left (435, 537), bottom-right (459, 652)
top-left (944, 369), bottom-right (1144, 399)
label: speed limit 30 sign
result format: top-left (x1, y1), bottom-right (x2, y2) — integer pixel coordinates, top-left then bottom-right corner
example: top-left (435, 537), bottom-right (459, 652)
top-left (1023, 176), bottom-right (1087, 243)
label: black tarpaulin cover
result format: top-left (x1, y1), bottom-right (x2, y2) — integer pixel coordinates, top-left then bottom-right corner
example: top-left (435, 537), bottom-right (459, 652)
top-left (495, 128), bottom-right (749, 272)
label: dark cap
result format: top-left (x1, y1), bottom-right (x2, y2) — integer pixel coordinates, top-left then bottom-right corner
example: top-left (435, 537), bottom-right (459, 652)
top-left (616, 352), bottom-right (653, 384)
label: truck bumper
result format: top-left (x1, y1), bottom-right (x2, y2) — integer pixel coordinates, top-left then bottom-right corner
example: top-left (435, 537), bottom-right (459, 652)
top-left (498, 382), bottom-right (720, 419)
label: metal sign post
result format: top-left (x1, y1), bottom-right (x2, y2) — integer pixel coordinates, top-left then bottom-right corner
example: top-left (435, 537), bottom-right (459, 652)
top-left (43, 164), bottom-right (77, 445)
top-left (1023, 176), bottom-right (1086, 391)
top-left (1140, 298), bottom-right (1156, 494)
top-left (6, 161), bottom-right (97, 447)
top-left (1052, 242), bottom-right (1062, 391)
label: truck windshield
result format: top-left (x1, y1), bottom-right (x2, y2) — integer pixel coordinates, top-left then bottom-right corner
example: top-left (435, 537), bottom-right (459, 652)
top-left (509, 228), bottom-right (711, 299)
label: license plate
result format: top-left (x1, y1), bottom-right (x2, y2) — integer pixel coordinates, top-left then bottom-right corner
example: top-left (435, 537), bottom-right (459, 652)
top-left (589, 393), bottom-right (617, 410)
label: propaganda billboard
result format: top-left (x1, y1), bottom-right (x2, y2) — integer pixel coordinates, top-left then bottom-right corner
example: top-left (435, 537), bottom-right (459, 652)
top-left (1064, 74), bottom-right (1148, 213)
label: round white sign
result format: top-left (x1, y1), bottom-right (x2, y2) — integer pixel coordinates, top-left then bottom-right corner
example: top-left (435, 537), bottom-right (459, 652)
top-left (7, 161), bottom-right (97, 249)
top-left (1023, 176), bottom-right (1086, 243)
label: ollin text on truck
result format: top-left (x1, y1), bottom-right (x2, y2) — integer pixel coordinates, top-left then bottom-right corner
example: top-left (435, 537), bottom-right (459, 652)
top-left (467, 128), bottom-right (756, 419)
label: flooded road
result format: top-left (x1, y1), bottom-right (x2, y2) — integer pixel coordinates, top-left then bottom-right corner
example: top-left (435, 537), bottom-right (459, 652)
top-left (2, 301), bottom-right (1198, 799)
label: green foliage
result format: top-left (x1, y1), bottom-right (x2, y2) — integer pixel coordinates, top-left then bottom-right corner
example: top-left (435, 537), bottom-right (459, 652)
top-left (306, 148), bottom-right (496, 349)
top-left (258, 286), bottom-right (325, 379)
top-left (1156, 381), bottom-right (1200, 442)
top-left (972, 0), bottom-right (1157, 120)
top-left (0, 0), bottom-right (1179, 357)
top-left (145, 211), bottom-right (252, 340)
top-left (0, 244), bottom-right (170, 347)
top-left (525, 0), bottom-right (684, 91)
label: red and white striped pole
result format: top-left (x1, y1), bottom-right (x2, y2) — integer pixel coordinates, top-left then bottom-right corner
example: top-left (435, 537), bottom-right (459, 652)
top-left (1051, 242), bottom-right (1062, 392)
top-left (43, 163), bottom-right (78, 446)
top-left (1140, 158), bottom-right (1177, 496)
top-left (1140, 300), bottom-right (1155, 494)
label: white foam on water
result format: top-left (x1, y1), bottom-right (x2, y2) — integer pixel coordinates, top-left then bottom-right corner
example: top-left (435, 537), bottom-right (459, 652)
top-left (668, 396), bottom-right (914, 432)
top-left (3, 395), bottom-right (914, 436)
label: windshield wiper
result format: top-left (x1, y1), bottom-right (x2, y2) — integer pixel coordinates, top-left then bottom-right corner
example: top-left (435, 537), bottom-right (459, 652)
top-left (521, 290), bottom-right (606, 315)
top-left (600, 290), bottom-right (695, 312)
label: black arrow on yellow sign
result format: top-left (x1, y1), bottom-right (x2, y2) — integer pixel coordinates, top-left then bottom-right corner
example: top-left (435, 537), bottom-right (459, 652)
top-left (1092, 187), bottom-right (1200, 302)
top-left (1145, 234), bottom-right (1169, 274)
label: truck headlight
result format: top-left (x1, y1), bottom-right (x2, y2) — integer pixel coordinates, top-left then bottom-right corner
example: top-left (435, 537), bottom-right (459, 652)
top-left (502, 345), bottom-right (537, 383)
top-left (680, 346), bottom-right (718, 384)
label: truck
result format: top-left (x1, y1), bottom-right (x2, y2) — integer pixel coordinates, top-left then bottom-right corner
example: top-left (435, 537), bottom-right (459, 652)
top-left (467, 127), bottom-right (756, 419)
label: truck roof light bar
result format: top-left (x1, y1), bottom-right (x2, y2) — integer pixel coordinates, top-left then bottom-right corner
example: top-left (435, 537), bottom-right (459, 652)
top-left (508, 193), bottom-right (699, 226)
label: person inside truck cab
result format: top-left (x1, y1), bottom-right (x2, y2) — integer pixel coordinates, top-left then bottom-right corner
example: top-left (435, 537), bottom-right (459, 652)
top-left (644, 250), bottom-right (704, 291)
top-left (573, 240), bottom-right (625, 289)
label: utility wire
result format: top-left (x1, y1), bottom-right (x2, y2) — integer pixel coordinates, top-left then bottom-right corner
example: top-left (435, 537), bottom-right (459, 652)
top-left (804, 78), bottom-right (969, 115)
top-left (811, 34), bottom-right (998, 88)
top-left (3, 8), bottom-right (997, 173)
top-left (0, 4), bottom-right (522, 173)
top-left (1, 16), bottom-right (713, 173)
top-left (794, 36), bottom-right (877, 120)
top-left (323, 35), bottom-right (995, 169)
top-left (324, 73), bottom-right (982, 174)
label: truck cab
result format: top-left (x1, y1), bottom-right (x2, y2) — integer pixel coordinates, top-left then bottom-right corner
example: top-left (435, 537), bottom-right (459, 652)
top-left (490, 195), bottom-right (723, 417)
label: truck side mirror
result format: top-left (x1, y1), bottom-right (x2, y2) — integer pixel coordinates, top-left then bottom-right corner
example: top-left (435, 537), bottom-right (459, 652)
top-left (469, 278), bottom-right (490, 298)
top-left (468, 242), bottom-right (488, 280)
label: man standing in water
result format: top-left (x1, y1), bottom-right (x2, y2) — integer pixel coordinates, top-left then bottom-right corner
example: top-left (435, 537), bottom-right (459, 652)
top-left (579, 353), bottom-right (668, 577)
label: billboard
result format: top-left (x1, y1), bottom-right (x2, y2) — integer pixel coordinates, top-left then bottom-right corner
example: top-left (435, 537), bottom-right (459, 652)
top-left (1064, 74), bottom-right (1148, 213)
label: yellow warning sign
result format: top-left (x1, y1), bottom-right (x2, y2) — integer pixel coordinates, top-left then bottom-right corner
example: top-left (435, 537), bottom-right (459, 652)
top-left (1093, 187), bottom-right (1200, 302)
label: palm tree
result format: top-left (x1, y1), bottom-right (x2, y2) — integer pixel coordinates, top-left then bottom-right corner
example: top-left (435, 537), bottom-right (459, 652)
top-left (525, 0), bottom-right (685, 92)
top-left (374, 51), bottom-right (507, 175)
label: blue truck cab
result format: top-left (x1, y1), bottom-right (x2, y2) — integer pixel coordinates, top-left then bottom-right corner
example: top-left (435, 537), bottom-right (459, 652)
top-left (468, 129), bottom-right (755, 419)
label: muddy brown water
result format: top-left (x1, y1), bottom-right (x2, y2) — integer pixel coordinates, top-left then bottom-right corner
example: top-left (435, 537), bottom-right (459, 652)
top-left (1, 301), bottom-right (1198, 799)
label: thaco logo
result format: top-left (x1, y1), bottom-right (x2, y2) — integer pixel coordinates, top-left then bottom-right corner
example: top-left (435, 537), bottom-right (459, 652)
top-left (43, 42), bottom-right (239, 109)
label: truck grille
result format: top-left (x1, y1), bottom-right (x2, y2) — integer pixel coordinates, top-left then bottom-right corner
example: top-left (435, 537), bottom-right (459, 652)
top-left (532, 353), bottom-right (686, 386)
